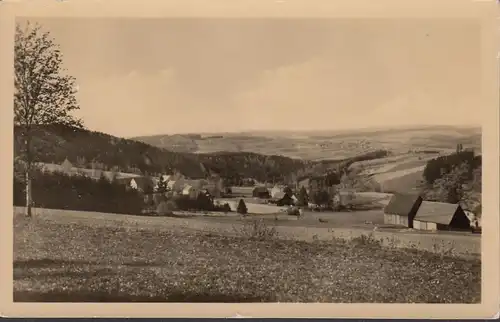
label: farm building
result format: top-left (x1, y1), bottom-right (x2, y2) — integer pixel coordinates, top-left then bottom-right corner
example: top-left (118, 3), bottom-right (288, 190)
top-left (230, 186), bottom-right (255, 197)
top-left (61, 158), bottom-right (73, 173)
top-left (271, 185), bottom-right (285, 198)
top-left (182, 184), bottom-right (199, 199)
top-left (413, 201), bottom-right (471, 231)
top-left (274, 191), bottom-right (295, 206)
top-left (130, 177), bottom-right (155, 193)
top-left (161, 174), bottom-right (172, 182)
top-left (204, 183), bottom-right (222, 198)
top-left (383, 193), bottom-right (423, 228)
top-left (252, 186), bottom-right (271, 199)
top-left (167, 178), bottom-right (186, 193)
top-left (296, 178), bottom-right (310, 194)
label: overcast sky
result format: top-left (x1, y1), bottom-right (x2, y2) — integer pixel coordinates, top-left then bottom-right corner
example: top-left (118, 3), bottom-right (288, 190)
top-left (18, 18), bottom-right (482, 137)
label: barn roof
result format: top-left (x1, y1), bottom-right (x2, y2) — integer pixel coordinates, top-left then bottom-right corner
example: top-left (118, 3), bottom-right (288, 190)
top-left (273, 191), bottom-right (286, 199)
top-left (253, 186), bottom-right (269, 193)
top-left (383, 193), bottom-right (422, 216)
top-left (131, 177), bottom-right (155, 190)
top-left (414, 201), bottom-right (462, 225)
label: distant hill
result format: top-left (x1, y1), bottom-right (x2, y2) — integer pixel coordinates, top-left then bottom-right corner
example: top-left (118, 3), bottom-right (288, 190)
top-left (131, 125), bottom-right (481, 161)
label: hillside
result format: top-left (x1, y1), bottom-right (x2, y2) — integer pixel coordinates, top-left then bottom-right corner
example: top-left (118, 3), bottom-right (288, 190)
top-left (13, 125), bottom-right (310, 183)
top-left (132, 125), bottom-right (482, 161)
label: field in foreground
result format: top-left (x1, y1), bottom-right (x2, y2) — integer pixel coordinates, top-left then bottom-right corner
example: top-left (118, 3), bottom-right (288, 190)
top-left (14, 213), bottom-right (480, 303)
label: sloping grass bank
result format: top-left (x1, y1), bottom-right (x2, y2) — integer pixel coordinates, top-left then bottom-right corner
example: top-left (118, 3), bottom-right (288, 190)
top-left (14, 213), bottom-right (480, 303)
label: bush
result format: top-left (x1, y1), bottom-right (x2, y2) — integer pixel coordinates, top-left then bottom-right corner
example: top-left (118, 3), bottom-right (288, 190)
top-left (156, 200), bottom-right (174, 216)
top-left (237, 218), bottom-right (278, 241)
top-left (222, 203), bottom-right (231, 213)
top-left (287, 206), bottom-right (300, 216)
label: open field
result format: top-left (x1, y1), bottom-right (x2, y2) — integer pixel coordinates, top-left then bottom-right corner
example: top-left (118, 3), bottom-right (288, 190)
top-left (14, 209), bottom-right (480, 303)
top-left (15, 207), bottom-right (481, 256)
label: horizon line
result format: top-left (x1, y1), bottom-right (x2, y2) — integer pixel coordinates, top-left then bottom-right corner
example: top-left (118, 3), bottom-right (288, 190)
top-left (125, 123), bottom-right (482, 139)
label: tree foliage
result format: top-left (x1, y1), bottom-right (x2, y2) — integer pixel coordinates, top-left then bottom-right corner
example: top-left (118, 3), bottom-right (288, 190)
top-left (423, 150), bottom-right (480, 185)
top-left (312, 190), bottom-right (330, 207)
top-left (14, 22), bottom-right (83, 217)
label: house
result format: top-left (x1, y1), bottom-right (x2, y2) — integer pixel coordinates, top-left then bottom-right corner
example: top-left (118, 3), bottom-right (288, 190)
top-left (252, 186), bottom-right (271, 199)
top-left (61, 158), bottom-right (73, 173)
top-left (167, 178), bottom-right (186, 193)
top-left (413, 201), bottom-right (471, 231)
top-left (115, 177), bottom-right (133, 187)
top-left (296, 178), bottom-right (310, 194)
top-left (271, 185), bottom-right (285, 199)
top-left (275, 192), bottom-right (295, 206)
top-left (204, 183), bottom-right (222, 198)
top-left (130, 177), bottom-right (155, 193)
top-left (182, 184), bottom-right (199, 199)
top-left (161, 174), bottom-right (172, 182)
top-left (383, 193), bottom-right (423, 228)
top-left (307, 175), bottom-right (338, 197)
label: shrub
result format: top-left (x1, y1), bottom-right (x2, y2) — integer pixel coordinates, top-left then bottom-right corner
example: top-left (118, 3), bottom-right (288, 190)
top-left (222, 203), bottom-right (231, 213)
top-left (156, 200), bottom-right (174, 216)
top-left (237, 218), bottom-right (278, 241)
top-left (237, 199), bottom-right (248, 215)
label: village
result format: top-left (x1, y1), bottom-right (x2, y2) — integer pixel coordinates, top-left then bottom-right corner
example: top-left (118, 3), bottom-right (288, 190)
top-left (11, 17), bottom-right (485, 305)
top-left (34, 156), bottom-right (482, 237)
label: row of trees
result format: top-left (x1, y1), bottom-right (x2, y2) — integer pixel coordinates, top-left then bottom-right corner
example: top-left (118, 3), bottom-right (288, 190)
top-left (13, 170), bottom-right (144, 215)
top-left (421, 146), bottom-right (482, 216)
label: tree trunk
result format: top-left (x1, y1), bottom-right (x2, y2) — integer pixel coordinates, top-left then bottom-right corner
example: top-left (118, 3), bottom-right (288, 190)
top-left (25, 168), bottom-right (32, 217)
top-left (24, 133), bottom-right (33, 217)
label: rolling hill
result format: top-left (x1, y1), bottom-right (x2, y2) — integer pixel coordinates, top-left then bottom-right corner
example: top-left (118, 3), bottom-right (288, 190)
top-left (13, 125), bottom-right (311, 183)
top-left (14, 124), bottom-right (481, 193)
top-left (132, 125), bottom-right (481, 161)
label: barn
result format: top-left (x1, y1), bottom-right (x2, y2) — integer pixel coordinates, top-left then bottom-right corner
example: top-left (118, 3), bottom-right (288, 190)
top-left (252, 186), bottom-right (271, 199)
top-left (383, 193), bottom-right (423, 228)
top-left (413, 201), bottom-right (471, 231)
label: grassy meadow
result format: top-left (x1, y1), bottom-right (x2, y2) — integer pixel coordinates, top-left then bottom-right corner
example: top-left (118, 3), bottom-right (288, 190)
top-left (14, 211), bottom-right (481, 303)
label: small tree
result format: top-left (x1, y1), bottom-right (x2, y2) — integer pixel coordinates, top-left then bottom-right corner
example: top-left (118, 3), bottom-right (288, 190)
top-left (297, 186), bottom-right (309, 206)
top-left (222, 203), bottom-right (231, 213)
top-left (14, 22), bottom-right (83, 217)
top-left (237, 198), bottom-right (248, 215)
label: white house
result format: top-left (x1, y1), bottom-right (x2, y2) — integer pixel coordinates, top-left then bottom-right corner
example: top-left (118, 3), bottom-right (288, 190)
top-left (271, 185), bottom-right (284, 199)
top-left (182, 184), bottom-right (199, 199)
top-left (167, 178), bottom-right (186, 193)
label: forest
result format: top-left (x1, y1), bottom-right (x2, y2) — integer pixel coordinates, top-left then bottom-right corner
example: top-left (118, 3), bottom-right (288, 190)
top-left (14, 124), bottom-right (390, 184)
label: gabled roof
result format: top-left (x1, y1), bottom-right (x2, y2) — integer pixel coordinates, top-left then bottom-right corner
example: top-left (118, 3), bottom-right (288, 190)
top-left (414, 201), bottom-right (462, 225)
top-left (131, 177), bottom-right (155, 190)
top-left (273, 191), bottom-right (286, 200)
top-left (253, 186), bottom-right (269, 193)
top-left (384, 193), bottom-right (422, 216)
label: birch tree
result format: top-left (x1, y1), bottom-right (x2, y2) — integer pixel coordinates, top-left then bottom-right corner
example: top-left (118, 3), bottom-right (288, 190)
top-left (14, 22), bottom-right (83, 217)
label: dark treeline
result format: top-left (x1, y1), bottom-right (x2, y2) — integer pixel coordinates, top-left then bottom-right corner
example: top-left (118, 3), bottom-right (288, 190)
top-left (14, 125), bottom-right (393, 185)
top-left (423, 150), bottom-right (481, 185)
top-left (14, 169), bottom-right (144, 215)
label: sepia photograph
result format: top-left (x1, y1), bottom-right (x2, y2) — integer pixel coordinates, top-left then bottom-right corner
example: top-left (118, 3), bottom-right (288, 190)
top-left (1, 0), bottom-right (499, 318)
